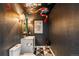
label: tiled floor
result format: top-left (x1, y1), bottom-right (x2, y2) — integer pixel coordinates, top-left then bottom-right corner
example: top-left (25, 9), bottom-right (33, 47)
top-left (34, 46), bottom-right (55, 56)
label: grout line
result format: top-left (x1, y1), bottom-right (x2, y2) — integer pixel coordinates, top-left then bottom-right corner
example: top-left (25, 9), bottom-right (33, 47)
top-left (49, 48), bottom-right (55, 56)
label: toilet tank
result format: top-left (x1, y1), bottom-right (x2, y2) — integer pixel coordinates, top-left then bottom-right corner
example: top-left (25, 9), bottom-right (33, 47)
top-left (9, 44), bottom-right (21, 56)
top-left (21, 36), bottom-right (35, 53)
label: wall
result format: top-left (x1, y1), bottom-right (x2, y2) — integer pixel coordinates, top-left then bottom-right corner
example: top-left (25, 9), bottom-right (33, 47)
top-left (35, 3), bottom-right (55, 46)
top-left (34, 15), bottom-right (49, 46)
top-left (0, 4), bottom-right (22, 56)
top-left (49, 4), bottom-right (79, 56)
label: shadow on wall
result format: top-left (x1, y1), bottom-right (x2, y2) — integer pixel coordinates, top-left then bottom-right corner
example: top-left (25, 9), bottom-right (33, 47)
top-left (49, 3), bottom-right (79, 56)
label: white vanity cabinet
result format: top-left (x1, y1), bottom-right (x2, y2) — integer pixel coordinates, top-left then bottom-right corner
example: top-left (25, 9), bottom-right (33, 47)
top-left (21, 36), bottom-right (35, 53)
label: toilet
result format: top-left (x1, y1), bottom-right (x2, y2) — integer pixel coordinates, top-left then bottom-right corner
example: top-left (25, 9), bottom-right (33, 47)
top-left (9, 44), bottom-right (21, 56)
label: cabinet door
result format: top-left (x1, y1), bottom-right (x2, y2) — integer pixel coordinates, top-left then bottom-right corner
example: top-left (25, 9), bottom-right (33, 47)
top-left (21, 39), bottom-right (34, 53)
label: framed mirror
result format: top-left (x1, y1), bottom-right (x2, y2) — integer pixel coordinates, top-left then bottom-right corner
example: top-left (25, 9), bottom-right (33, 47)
top-left (34, 20), bottom-right (43, 34)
